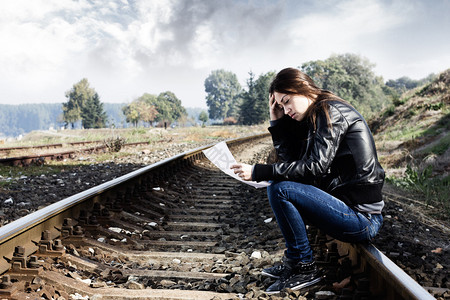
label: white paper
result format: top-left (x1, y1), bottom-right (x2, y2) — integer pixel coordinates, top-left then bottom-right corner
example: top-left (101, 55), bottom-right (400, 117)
top-left (202, 141), bottom-right (270, 188)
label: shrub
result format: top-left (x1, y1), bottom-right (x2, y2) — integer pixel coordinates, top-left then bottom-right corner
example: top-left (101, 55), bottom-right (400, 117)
top-left (223, 117), bottom-right (238, 125)
top-left (104, 136), bottom-right (126, 152)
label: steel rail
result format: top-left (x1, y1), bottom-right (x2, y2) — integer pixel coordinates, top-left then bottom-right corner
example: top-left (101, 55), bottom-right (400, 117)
top-left (335, 240), bottom-right (435, 300)
top-left (362, 243), bottom-right (435, 300)
top-left (0, 140), bottom-right (110, 152)
top-left (0, 141), bottom-right (152, 166)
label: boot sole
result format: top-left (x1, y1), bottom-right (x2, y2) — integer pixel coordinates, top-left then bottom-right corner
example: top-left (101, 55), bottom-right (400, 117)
top-left (264, 276), bottom-right (322, 294)
top-left (260, 270), bottom-right (280, 279)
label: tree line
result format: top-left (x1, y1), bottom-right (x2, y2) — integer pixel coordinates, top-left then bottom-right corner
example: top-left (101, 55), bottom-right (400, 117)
top-left (204, 53), bottom-right (436, 125)
top-left (62, 53), bottom-right (436, 129)
top-left (1, 52), bottom-right (436, 138)
top-left (0, 103), bottom-right (128, 138)
top-left (62, 79), bottom-right (189, 129)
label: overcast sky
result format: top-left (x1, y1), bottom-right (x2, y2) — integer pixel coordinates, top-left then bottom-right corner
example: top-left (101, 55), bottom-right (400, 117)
top-left (1, 0), bottom-right (449, 108)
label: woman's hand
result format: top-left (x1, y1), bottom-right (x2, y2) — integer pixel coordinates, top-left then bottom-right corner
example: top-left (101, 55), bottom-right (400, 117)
top-left (269, 93), bottom-right (284, 120)
top-left (230, 163), bottom-right (253, 181)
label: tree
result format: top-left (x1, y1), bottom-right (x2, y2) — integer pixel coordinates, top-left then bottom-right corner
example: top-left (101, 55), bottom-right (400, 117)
top-left (204, 70), bottom-right (242, 120)
top-left (239, 71), bottom-right (275, 125)
top-left (199, 110), bottom-right (209, 126)
top-left (122, 95), bottom-right (158, 127)
top-left (253, 71), bottom-right (276, 123)
top-left (63, 78), bottom-right (96, 128)
top-left (81, 93), bottom-right (107, 129)
top-left (122, 91), bottom-right (186, 127)
top-left (122, 102), bottom-right (140, 127)
top-left (137, 100), bottom-right (158, 125)
top-left (385, 74), bottom-right (436, 95)
top-left (301, 54), bottom-right (390, 118)
top-left (154, 91), bottom-right (187, 123)
top-left (239, 72), bottom-right (257, 125)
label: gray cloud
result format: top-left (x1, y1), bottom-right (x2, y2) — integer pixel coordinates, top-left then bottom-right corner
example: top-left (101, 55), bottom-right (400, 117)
top-left (127, 0), bottom-right (284, 68)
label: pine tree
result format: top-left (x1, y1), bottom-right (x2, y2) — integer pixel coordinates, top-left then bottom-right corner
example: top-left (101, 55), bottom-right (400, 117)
top-left (239, 72), bottom-right (257, 125)
top-left (238, 71), bottom-right (275, 125)
top-left (63, 78), bottom-right (96, 128)
top-left (81, 93), bottom-right (107, 129)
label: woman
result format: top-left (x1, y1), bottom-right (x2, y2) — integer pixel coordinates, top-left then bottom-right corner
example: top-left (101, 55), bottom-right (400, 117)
top-left (231, 68), bottom-right (385, 294)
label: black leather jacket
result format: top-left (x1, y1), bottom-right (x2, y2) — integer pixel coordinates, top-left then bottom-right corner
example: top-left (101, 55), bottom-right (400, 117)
top-left (253, 100), bottom-right (385, 207)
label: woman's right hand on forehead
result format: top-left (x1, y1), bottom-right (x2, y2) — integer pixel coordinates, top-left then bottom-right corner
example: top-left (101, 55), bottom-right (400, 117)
top-left (269, 93), bottom-right (284, 121)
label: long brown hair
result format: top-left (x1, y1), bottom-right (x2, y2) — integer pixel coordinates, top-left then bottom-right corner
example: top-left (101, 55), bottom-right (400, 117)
top-left (269, 67), bottom-right (344, 129)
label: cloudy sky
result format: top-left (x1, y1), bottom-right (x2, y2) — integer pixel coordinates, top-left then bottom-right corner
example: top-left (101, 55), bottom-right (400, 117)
top-left (1, 0), bottom-right (449, 108)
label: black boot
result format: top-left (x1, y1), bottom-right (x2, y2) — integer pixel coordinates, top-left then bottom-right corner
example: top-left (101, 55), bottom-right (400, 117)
top-left (265, 260), bottom-right (321, 294)
top-left (261, 255), bottom-right (297, 279)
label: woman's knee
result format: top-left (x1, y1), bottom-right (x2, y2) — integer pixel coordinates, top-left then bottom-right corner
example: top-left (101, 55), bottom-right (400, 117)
top-left (267, 181), bottom-right (303, 208)
top-left (267, 181), bottom-right (285, 207)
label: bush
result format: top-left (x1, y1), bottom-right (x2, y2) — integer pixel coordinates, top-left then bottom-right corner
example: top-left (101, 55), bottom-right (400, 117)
top-left (223, 117), bottom-right (238, 125)
top-left (104, 136), bottom-right (126, 152)
top-left (387, 165), bottom-right (449, 215)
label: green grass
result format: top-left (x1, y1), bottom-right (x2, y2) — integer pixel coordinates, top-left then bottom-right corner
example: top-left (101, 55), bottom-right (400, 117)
top-left (385, 125), bottom-right (428, 141)
top-left (419, 134), bottom-right (450, 156)
top-left (387, 166), bottom-right (450, 217)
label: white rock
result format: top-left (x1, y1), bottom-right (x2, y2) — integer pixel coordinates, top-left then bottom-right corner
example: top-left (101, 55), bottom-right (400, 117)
top-left (251, 251), bottom-right (262, 259)
top-left (315, 291), bottom-right (336, 298)
top-left (153, 187), bottom-right (161, 191)
top-left (172, 258), bottom-right (181, 264)
top-left (70, 292), bottom-right (89, 300)
top-left (147, 222), bottom-right (158, 227)
top-left (78, 278), bottom-right (91, 285)
top-left (3, 198), bottom-right (13, 205)
top-left (97, 237), bottom-right (106, 243)
top-left (88, 247), bottom-right (95, 255)
top-left (108, 227), bottom-right (122, 233)
top-left (264, 217), bottom-right (272, 223)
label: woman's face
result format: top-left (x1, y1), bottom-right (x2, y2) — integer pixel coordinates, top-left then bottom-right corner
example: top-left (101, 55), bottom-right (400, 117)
top-left (273, 91), bottom-right (312, 121)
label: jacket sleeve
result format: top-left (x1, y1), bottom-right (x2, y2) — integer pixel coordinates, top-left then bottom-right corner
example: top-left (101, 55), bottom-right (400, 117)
top-left (253, 105), bottom-right (349, 182)
top-left (268, 115), bottom-right (306, 162)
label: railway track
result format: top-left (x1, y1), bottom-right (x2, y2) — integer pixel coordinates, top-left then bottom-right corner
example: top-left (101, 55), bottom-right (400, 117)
top-left (0, 141), bottom-right (150, 166)
top-left (0, 134), bottom-right (437, 299)
top-left (0, 141), bottom-right (100, 152)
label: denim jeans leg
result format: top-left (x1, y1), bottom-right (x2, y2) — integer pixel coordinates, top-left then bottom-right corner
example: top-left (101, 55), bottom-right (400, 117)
top-left (267, 182), bottom-right (314, 262)
top-left (267, 181), bottom-right (383, 261)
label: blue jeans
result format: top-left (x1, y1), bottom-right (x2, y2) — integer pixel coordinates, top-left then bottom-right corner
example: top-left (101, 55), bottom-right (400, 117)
top-left (267, 181), bottom-right (383, 262)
